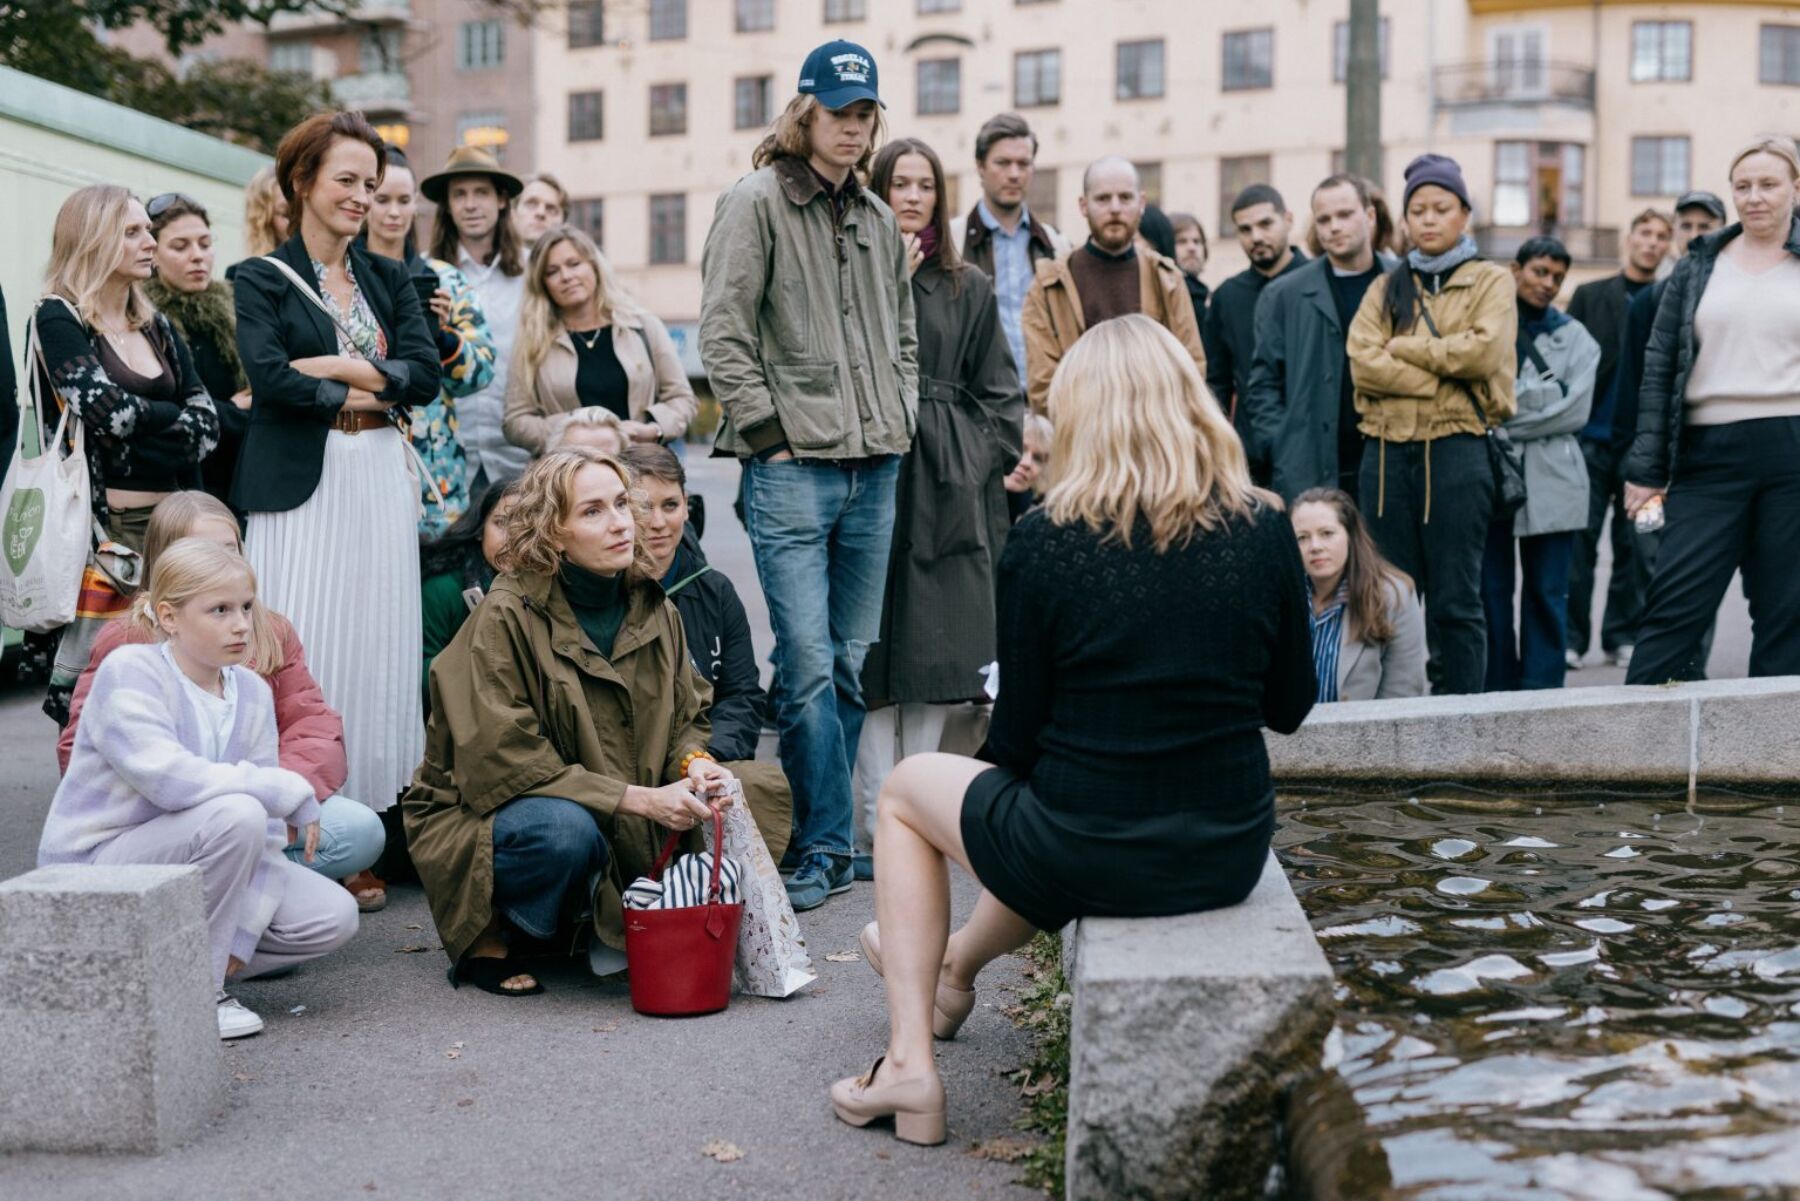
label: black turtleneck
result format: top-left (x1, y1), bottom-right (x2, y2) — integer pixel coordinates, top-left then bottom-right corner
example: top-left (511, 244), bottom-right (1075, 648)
top-left (560, 560), bottom-right (627, 656)
top-left (1069, 240), bottom-right (1141, 328)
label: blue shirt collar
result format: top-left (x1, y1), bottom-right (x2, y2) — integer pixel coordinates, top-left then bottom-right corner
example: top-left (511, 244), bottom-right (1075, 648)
top-left (976, 198), bottom-right (1031, 236)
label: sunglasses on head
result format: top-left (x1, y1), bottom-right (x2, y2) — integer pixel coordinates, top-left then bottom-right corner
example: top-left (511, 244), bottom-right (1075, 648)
top-left (146, 192), bottom-right (200, 219)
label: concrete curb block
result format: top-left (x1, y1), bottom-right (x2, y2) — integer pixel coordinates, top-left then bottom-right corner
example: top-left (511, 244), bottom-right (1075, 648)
top-left (1265, 677), bottom-right (1800, 788)
top-left (0, 865), bottom-right (222, 1153)
top-left (1064, 852), bottom-right (1335, 1201)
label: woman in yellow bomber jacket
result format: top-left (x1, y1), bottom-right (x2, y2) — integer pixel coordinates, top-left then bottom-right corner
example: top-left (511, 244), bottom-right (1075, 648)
top-left (1347, 155), bottom-right (1517, 695)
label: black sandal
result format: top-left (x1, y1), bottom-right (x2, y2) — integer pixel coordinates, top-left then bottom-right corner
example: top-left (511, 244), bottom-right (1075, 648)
top-left (448, 956), bottom-right (545, 996)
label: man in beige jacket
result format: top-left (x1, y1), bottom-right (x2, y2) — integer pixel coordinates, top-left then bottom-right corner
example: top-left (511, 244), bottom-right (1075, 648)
top-left (1019, 156), bottom-right (1206, 413)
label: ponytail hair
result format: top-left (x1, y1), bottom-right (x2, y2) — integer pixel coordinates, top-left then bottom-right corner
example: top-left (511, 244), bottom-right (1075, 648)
top-left (135, 492), bottom-right (285, 674)
top-left (131, 539), bottom-right (258, 642)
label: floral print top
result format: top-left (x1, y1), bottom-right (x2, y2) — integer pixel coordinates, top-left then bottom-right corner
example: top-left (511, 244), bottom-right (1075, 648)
top-left (411, 258), bottom-right (496, 538)
top-left (310, 255), bottom-right (388, 362)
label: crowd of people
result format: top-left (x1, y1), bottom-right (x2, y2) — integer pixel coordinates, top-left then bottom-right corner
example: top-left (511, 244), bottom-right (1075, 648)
top-left (8, 31), bottom-right (1800, 1146)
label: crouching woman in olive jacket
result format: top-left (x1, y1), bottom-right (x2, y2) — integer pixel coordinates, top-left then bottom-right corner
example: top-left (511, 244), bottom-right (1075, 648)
top-left (403, 448), bottom-right (737, 996)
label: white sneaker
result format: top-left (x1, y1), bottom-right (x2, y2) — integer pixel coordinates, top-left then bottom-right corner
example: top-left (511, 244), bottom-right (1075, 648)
top-left (1565, 649), bottom-right (1584, 670)
top-left (216, 989), bottom-right (264, 1040)
top-left (1606, 645), bottom-right (1633, 668)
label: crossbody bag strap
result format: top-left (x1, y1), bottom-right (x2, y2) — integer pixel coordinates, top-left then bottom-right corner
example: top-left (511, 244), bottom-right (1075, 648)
top-left (1415, 297), bottom-right (1492, 431)
top-left (259, 254), bottom-right (366, 348)
top-left (24, 298), bottom-right (84, 462)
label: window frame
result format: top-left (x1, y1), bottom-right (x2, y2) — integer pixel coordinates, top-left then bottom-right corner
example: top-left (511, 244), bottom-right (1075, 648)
top-left (1218, 153), bottom-right (1273, 238)
top-left (455, 19), bottom-right (503, 72)
top-left (1222, 28), bottom-right (1275, 92)
top-left (567, 1), bottom-right (605, 49)
top-left (1761, 24), bottom-right (1800, 86)
top-left (569, 198), bottom-right (605, 249)
top-left (649, 193), bottom-right (688, 265)
top-left (1014, 47), bottom-right (1062, 108)
top-left (648, 82), bottom-right (689, 137)
top-left (1630, 20), bottom-right (1692, 83)
top-left (734, 75), bottom-right (773, 130)
top-left (567, 90), bottom-right (604, 143)
top-left (734, 0), bottom-right (774, 34)
top-left (916, 57), bottom-right (962, 116)
top-left (1116, 38), bottom-right (1167, 101)
top-left (1631, 135), bottom-right (1691, 197)
top-left (649, 0), bottom-right (688, 42)
top-left (824, 0), bottom-right (866, 20)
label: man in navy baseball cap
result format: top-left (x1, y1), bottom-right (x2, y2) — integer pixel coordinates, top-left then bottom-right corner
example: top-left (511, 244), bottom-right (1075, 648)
top-left (798, 39), bottom-right (885, 110)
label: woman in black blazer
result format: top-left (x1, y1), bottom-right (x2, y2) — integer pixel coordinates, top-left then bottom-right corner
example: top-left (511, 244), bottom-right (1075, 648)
top-left (234, 111), bottom-right (440, 815)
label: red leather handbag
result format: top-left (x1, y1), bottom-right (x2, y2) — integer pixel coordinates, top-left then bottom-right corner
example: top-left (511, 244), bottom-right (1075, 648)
top-left (623, 807), bottom-right (744, 1017)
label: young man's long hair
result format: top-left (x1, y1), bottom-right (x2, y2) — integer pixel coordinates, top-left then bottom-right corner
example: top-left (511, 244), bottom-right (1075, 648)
top-left (428, 181), bottom-right (525, 277)
top-left (752, 95), bottom-right (883, 176)
top-left (1292, 487), bottom-right (1414, 644)
top-left (1041, 315), bottom-right (1269, 551)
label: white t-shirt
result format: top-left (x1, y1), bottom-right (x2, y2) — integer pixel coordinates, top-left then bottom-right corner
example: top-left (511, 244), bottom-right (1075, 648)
top-left (162, 644), bottom-right (238, 761)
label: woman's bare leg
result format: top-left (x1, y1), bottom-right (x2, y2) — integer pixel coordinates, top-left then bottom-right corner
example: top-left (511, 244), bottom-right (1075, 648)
top-left (872, 752), bottom-right (993, 1083)
top-left (942, 890), bottom-right (1037, 992)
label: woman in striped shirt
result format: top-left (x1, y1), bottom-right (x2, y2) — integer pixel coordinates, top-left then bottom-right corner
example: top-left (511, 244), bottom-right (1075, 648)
top-left (1292, 488), bottom-right (1427, 702)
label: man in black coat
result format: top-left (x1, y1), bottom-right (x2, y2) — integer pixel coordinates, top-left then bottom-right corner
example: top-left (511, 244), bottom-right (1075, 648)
top-left (1563, 208), bottom-right (1674, 669)
top-left (1205, 184), bottom-right (1307, 483)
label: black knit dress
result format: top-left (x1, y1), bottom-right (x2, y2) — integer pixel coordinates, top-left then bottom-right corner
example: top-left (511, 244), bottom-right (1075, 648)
top-left (961, 503), bottom-right (1315, 931)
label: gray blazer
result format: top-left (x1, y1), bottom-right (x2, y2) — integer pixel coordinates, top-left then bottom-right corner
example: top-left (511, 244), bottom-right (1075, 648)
top-left (1336, 576), bottom-right (1428, 701)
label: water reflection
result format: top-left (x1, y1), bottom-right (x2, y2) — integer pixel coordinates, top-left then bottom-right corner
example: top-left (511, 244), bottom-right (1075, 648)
top-left (1276, 794), bottom-right (1800, 1201)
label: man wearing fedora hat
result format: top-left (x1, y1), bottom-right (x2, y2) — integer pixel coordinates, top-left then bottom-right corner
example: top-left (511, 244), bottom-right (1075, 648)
top-left (701, 40), bottom-right (917, 913)
top-left (425, 146), bottom-right (531, 488)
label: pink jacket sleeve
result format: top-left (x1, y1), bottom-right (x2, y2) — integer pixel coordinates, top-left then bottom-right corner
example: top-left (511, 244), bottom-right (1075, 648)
top-left (268, 617), bottom-right (348, 802)
top-left (58, 619), bottom-right (151, 775)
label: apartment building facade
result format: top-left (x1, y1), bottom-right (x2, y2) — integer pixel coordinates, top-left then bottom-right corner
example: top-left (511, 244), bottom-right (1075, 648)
top-left (530, 0), bottom-right (1800, 327)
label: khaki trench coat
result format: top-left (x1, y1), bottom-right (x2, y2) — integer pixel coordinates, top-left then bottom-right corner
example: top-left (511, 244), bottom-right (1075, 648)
top-left (403, 569), bottom-right (711, 964)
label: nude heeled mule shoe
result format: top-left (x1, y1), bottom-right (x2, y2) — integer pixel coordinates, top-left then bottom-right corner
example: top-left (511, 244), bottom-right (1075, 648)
top-left (829, 1057), bottom-right (947, 1146)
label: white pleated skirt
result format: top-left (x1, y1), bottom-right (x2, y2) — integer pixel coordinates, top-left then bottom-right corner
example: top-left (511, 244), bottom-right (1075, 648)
top-left (247, 427), bottom-right (422, 812)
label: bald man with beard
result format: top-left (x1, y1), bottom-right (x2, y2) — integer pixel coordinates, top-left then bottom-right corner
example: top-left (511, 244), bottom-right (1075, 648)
top-left (1019, 156), bottom-right (1205, 412)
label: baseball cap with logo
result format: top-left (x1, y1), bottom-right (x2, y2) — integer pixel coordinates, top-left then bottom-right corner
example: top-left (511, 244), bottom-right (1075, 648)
top-left (797, 40), bottom-right (884, 110)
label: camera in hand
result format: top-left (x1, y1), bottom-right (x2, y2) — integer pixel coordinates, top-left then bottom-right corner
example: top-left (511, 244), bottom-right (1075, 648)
top-left (412, 273), bottom-right (444, 336)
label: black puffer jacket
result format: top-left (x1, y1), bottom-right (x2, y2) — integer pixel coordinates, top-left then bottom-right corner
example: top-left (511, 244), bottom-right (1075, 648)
top-left (1627, 215), bottom-right (1800, 488)
top-left (663, 529), bottom-right (768, 763)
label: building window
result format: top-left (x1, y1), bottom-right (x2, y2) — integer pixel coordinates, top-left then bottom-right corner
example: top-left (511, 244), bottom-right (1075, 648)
top-left (269, 40), bottom-right (315, 76)
top-left (1494, 142), bottom-right (1532, 226)
top-left (1333, 18), bottom-right (1390, 83)
top-left (1026, 166), bottom-right (1058, 229)
top-left (1632, 136), bottom-right (1690, 196)
top-left (1135, 161), bottom-right (1163, 207)
top-left (568, 2), bottom-right (605, 49)
top-left (650, 0), bottom-right (687, 42)
top-left (1014, 48), bottom-right (1061, 108)
top-left (735, 0), bottom-right (774, 33)
top-left (456, 111), bottom-right (509, 161)
top-left (1631, 21), bottom-right (1691, 82)
top-left (1222, 29), bottom-right (1275, 91)
top-left (650, 194), bottom-right (687, 265)
top-left (917, 58), bottom-right (961, 116)
top-left (1761, 25), bottom-right (1800, 85)
top-left (568, 91), bottom-right (603, 142)
top-left (569, 198), bottom-right (604, 248)
top-left (825, 0), bottom-right (866, 20)
top-left (456, 20), bottom-right (503, 71)
top-left (1116, 39), bottom-right (1165, 100)
top-left (735, 75), bottom-right (773, 130)
top-left (649, 83), bottom-right (688, 136)
top-left (919, 0), bottom-right (961, 11)
top-left (360, 28), bottom-right (402, 73)
top-left (1493, 141), bottom-right (1585, 227)
top-left (1219, 154), bottom-right (1272, 236)
top-left (1489, 25), bottom-right (1547, 97)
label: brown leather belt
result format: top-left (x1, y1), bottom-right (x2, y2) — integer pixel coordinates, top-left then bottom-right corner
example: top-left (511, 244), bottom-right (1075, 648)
top-left (333, 408), bottom-right (389, 435)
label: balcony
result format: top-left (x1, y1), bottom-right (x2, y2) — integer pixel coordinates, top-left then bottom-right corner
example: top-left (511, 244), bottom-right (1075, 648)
top-left (1433, 61), bottom-right (1594, 109)
top-left (270, 0), bottom-right (410, 33)
top-left (329, 70), bottom-right (410, 114)
top-left (1474, 224), bottom-right (1619, 264)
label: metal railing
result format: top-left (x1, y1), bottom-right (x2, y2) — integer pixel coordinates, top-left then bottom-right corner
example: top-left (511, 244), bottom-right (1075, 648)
top-left (269, 0), bottom-right (411, 33)
top-left (1432, 61), bottom-right (1595, 108)
top-left (1474, 224), bottom-right (1620, 263)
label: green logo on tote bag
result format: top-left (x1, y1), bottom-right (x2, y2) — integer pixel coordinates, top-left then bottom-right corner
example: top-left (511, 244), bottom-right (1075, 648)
top-left (4, 488), bottom-right (46, 577)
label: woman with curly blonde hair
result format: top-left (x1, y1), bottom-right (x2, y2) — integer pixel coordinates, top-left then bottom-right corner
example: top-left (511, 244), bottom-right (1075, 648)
top-left (403, 448), bottom-right (740, 996)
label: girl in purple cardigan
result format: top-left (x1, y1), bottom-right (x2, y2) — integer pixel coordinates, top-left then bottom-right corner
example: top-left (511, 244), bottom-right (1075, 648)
top-left (39, 539), bottom-right (358, 1039)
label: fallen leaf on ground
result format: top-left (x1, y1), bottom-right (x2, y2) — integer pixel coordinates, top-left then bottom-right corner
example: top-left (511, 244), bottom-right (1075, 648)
top-left (592, 1020), bottom-right (620, 1033)
top-left (404, 923), bottom-right (423, 930)
top-left (700, 1140), bottom-right (745, 1163)
top-left (967, 1135), bottom-right (1038, 1162)
top-left (455, 1098), bottom-right (474, 1108)
top-left (824, 951), bottom-right (861, 963)
top-left (393, 944), bottom-right (431, 954)
top-left (288, 1005), bottom-right (306, 1016)
top-left (874, 1150), bottom-right (891, 1161)
top-left (446, 1041), bottom-right (464, 1060)
top-left (1020, 1073), bottom-right (1056, 1098)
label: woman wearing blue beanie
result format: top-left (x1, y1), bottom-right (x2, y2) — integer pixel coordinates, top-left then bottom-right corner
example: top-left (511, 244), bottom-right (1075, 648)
top-left (1344, 154), bottom-right (1518, 693)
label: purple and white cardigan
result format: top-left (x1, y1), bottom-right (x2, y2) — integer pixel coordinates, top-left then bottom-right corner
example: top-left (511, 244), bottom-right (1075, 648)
top-left (39, 643), bottom-right (321, 865)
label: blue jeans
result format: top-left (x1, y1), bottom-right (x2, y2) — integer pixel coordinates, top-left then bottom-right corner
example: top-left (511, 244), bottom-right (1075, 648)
top-left (1482, 523), bottom-right (1575, 691)
top-left (282, 795), bottom-right (386, 878)
top-left (743, 456), bottom-right (899, 862)
top-left (490, 795), bottom-right (609, 940)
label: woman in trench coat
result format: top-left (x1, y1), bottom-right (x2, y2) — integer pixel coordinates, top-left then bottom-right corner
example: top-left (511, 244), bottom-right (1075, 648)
top-left (853, 139), bottom-right (1022, 873)
top-left (403, 448), bottom-right (737, 995)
